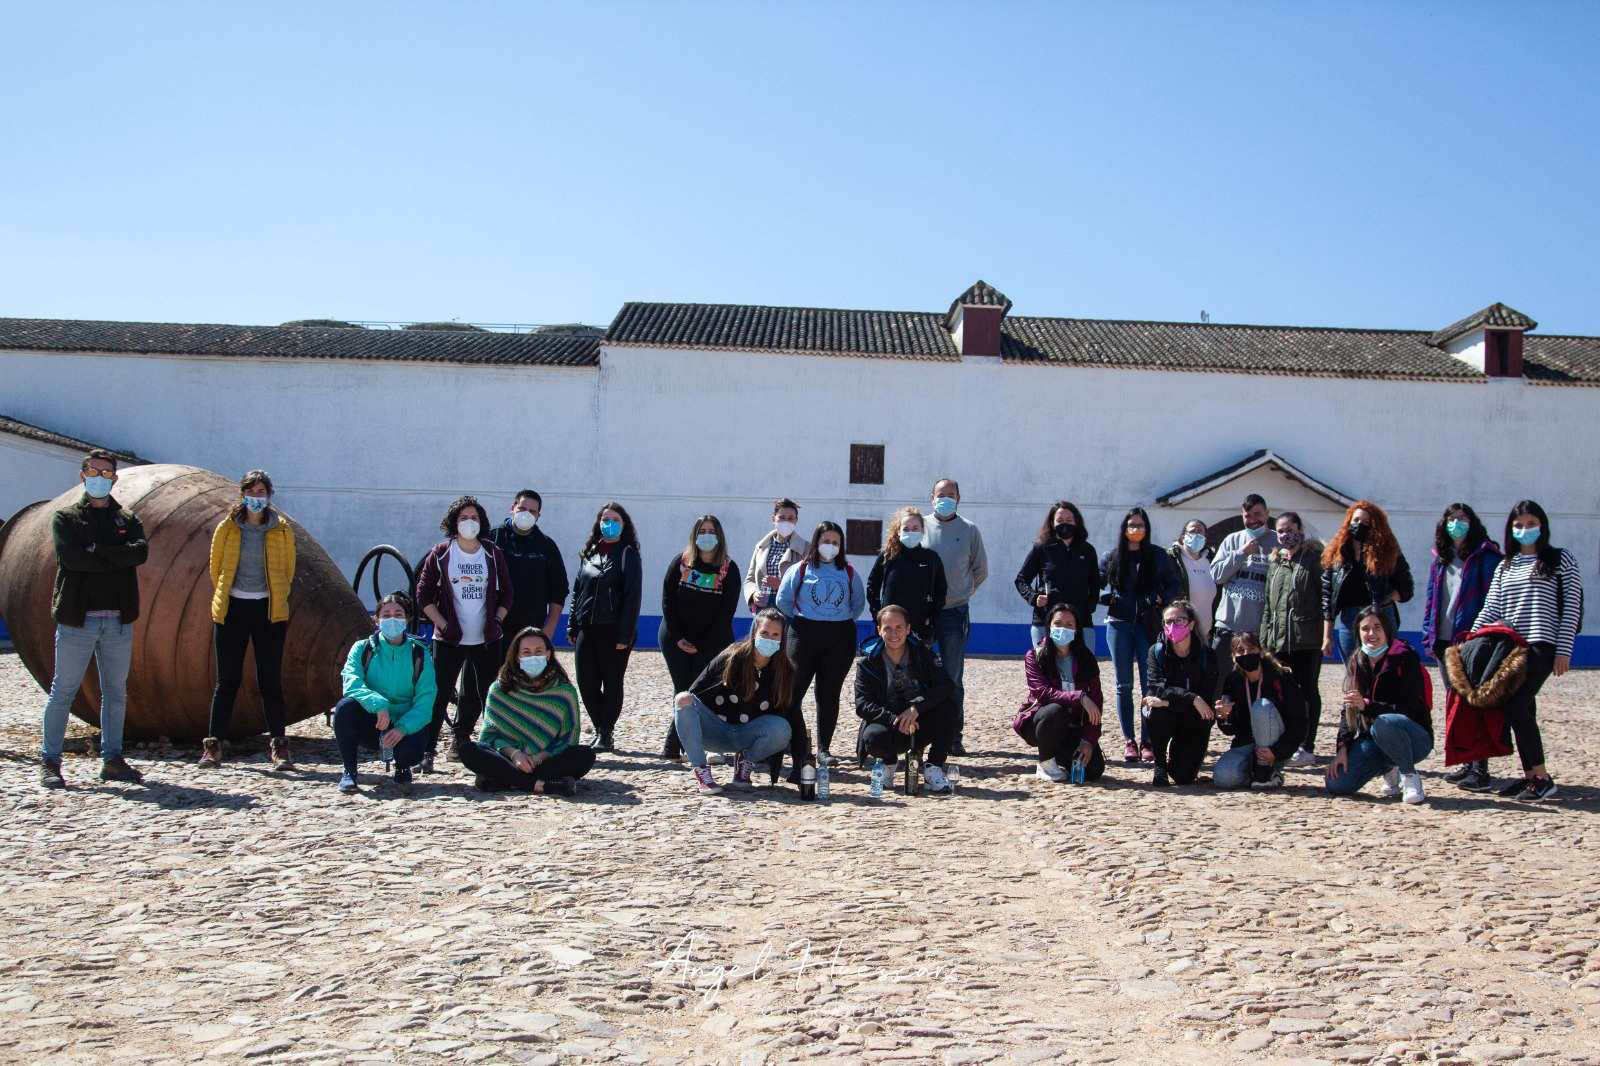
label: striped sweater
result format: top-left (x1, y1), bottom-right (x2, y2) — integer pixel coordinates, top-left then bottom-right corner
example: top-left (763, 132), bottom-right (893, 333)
top-left (1473, 550), bottom-right (1584, 658)
top-left (477, 679), bottom-right (582, 758)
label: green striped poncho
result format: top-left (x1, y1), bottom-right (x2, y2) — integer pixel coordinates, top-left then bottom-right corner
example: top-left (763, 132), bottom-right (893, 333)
top-left (477, 679), bottom-right (582, 758)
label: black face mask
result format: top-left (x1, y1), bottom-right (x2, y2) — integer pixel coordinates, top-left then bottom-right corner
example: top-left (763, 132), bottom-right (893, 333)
top-left (1348, 522), bottom-right (1369, 542)
top-left (1235, 653), bottom-right (1262, 672)
top-left (1054, 523), bottom-right (1077, 540)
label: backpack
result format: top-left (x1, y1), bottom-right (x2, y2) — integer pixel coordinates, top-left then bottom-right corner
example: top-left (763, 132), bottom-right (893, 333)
top-left (360, 634), bottom-right (428, 684)
top-left (790, 559), bottom-right (856, 618)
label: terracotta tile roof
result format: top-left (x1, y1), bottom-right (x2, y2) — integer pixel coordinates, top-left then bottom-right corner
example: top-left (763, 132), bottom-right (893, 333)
top-left (606, 302), bottom-right (960, 361)
top-left (1522, 334), bottom-right (1600, 385)
top-left (0, 414), bottom-right (147, 463)
top-left (0, 318), bottom-right (600, 367)
top-left (1427, 302), bottom-right (1538, 347)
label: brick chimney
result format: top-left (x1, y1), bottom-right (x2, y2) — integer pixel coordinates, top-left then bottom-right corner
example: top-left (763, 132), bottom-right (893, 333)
top-left (944, 281), bottom-right (1012, 359)
top-left (1427, 302), bottom-right (1536, 378)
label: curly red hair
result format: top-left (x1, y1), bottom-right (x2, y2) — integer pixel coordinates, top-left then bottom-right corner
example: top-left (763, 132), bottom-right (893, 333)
top-left (1321, 499), bottom-right (1400, 576)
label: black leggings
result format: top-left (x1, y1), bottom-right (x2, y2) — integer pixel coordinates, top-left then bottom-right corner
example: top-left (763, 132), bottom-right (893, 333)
top-left (1146, 704), bottom-right (1214, 784)
top-left (789, 618), bottom-right (858, 753)
top-left (457, 739), bottom-right (597, 790)
top-left (574, 623), bottom-right (631, 738)
top-left (659, 621), bottom-right (729, 755)
top-left (1506, 642), bottom-right (1558, 772)
top-left (1019, 703), bottom-right (1107, 779)
top-left (1281, 647), bottom-right (1323, 752)
top-left (428, 639), bottom-right (502, 756)
top-left (859, 691), bottom-right (957, 768)
top-left (208, 597), bottom-right (288, 739)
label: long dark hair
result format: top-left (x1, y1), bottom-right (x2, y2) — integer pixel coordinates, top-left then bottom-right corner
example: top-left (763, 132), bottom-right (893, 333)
top-left (1035, 500), bottom-right (1086, 546)
top-left (721, 608), bottom-right (793, 707)
top-left (228, 468), bottom-right (276, 524)
top-left (497, 627), bottom-right (572, 693)
top-left (1434, 502), bottom-right (1490, 565)
top-left (803, 521), bottom-right (846, 569)
top-left (1503, 499), bottom-right (1561, 578)
top-left (678, 514), bottom-right (729, 570)
top-left (581, 501), bottom-right (639, 558)
top-left (1034, 604), bottom-right (1089, 687)
top-left (1345, 605), bottom-right (1399, 728)
top-left (1105, 506), bottom-right (1156, 588)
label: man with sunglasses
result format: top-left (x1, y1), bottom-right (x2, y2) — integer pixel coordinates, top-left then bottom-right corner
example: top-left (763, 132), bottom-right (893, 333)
top-left (39, 450), bottom-right (149, 788)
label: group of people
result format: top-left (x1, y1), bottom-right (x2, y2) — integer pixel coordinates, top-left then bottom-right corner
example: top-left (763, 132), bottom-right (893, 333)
top-left (34, 454), bottom-right (1582, 806)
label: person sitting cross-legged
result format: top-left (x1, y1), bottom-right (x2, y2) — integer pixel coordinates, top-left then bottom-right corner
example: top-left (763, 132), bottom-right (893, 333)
top-left (674, 608), bottom-right (806, 795)
top-left (853, 605), bottom-right (958, 795)
top-left (1212, 632), bottom-right (1307, 790)
top-left (333, 592), bottom-right (434, 794)
top-left (456, 627), bottom-right (596, 795)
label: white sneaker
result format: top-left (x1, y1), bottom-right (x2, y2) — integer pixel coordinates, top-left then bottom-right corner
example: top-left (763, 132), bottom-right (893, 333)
top-left (1400, 772), bottom-right (1426, 805)
top-left (1380, 767), bottom-right (1402, 799)
top-left (1036, 758), bottom-right (1068, 782)
top-left (923, 764), bottom-right (953, 795)
top-left (1290, 748), bottom-right (1316, 766)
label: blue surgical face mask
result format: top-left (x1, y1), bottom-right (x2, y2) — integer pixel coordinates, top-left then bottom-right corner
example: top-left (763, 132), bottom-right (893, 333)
top-left (1182, 532), bottom-right (1206, 554)
top-left (932, 496), bottom-right (958, 518)
top-left (377, 617), bottom-right (408, 640)
top-left (243, 495), bottom-right (269, 513)
top-left (694, 532), bottom-right (719, 552)
top-left (1445, 518), bottom-right (1469, 541)
top-left (599, 518), bottom-right (622, 539)
top-left (519, 654), bottom-right (548, 676)
top-left (1512, 526), bottom-right (1541, 546)
top-left (754, 635), bottom-right (782, 658)
top-left (1361, 641), bottom-right (1388, 659)
top-left (898, 530), bottom-right (922, 549)
top-left (1246, 524), bottom-right (1269, 540)
top-left (83, 475), bottom-right (114, 499)
top-left (1049, 626), bottom-right (1076, 647)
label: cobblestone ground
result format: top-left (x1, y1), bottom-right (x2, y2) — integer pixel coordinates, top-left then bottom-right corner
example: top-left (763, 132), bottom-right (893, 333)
top-left (2, 649), bottom-right (1598, 1066)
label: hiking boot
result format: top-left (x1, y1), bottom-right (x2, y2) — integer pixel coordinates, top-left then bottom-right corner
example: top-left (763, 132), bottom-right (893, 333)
top-left (691, 765), bottom-right (721, 795)
top-left (100, 756), bottom-right (143, 784)
top-left (40, 759), bottom-right (65, 789)
top-left (269, 737), bottom-right (294, 771)
top-left (197, 737), bottom-right (222, 768)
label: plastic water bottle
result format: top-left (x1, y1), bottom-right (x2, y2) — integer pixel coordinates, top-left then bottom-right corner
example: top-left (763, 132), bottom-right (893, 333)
top-left (816, 760), bottom-right (830, 800)
top-left (869, 758), bottom-right (885, 799)
top-left (1070, 753), bottom-right (1085, 785)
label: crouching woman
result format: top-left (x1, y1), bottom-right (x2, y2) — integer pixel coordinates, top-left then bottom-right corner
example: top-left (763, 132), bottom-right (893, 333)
top-left (1015, 604), bottom-right (1105, 783)
top-left (457, 627), bottom-right (596, 795)
top-left (333, 592), bottom-right (434, 793)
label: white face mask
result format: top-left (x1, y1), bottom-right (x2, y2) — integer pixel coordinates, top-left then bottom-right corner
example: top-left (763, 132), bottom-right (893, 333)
top-left (511, 510), bottom-right (537, 532)
top-left (457, 518), bottom-right (480, 540)
top-left (817, 542), bottom-right (840, 562)
top-left (774, 520), bottom-right (796, 538)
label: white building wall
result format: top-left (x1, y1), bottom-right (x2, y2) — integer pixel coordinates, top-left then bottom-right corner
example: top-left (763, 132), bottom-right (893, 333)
top-left (0, 435), bottom-right (107, 523)
top-left (5, 343), bottom-right (1598, 655)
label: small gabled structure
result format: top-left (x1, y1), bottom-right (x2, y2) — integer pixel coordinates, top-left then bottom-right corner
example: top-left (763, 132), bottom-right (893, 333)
top-left (1428, 302), bottom-right (1537, 378)
top-left (944, 280), bottom-right (1012, 359)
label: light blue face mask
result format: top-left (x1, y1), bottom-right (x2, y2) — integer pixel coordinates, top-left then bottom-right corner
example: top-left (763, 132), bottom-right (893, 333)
top-left (1361, 642), bottom-right (1388, 659)
top-left (695, 532), bottom-right (719, 552)
top-left (1445, 518), bottom-right (1469, 541)
top-left (932, 496), bottom-right (958, 518)
top-left (83, 475), bottom-right (114, 499)
top-left (1049, 626), bottom-right (1076, 647)
top-left (754, 635), bottom-right (782, 658)
top-left (377, 617), bottom-right (408, 640)
top-left (519, 654), bottom-right (548, 676)
top-left (1512, 526), bottom-right (1541, 546)
top-left (1246, 524), bottom-right (1269, 540)
top-left (1182, 532), bottom-right (1206, 554)
top-left (898, 530), bottom-right (922, 549)
top-left (600, 519), bottom-right (622, 539)
top-left (243, 495), bottom-right (269, 513)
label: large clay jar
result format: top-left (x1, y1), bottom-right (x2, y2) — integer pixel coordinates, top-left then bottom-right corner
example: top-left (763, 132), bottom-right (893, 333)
top-left (0, 464), bottom-right (371, 741)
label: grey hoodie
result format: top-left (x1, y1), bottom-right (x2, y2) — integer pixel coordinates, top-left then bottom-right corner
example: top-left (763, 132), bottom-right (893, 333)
top-left (1210, 526), bottom-right (1279, 634)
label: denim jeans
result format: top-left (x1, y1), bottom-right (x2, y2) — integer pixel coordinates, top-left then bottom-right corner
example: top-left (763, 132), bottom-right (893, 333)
top-left (1324, 713), bottom-right (1433, 795)
top-left (1105, 618), bottom-right (1151, 744)
top-left (934, 604), bottom-right (970, 740)
top-left (41, 616), bottom-right (133, 761)
top-left (1213, 700), bottom-right (1286, 789)
top-left (673, 696), bottom-right (792, 768)
top-left (1332, 602), bottom-right (1400, 664)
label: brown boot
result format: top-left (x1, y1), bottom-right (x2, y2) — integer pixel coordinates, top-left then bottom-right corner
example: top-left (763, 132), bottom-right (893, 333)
top-left (269, 737), bottom-right (295, 771)
top-left (197, 737), bottom-right (222, 768)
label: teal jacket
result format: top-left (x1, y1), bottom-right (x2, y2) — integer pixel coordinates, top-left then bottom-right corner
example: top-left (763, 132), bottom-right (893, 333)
top-left (340, 635), bottom-right (437, 735)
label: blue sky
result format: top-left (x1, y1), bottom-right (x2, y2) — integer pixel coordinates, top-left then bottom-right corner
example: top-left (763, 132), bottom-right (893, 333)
top-left (3, 1), bottom-right (1597, 334)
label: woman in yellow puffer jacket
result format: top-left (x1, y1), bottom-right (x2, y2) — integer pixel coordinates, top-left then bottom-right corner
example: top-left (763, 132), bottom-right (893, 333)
top-left (199, 469), bottom-right (298, 770)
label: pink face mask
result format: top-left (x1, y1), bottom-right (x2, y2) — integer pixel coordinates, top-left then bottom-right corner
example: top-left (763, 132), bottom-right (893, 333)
top-left (1164, 621), bottom-right (1192, 642)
